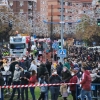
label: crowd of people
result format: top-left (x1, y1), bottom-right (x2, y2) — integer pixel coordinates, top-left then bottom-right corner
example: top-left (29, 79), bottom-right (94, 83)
top-left (0, 46), bottom-right (100, 100)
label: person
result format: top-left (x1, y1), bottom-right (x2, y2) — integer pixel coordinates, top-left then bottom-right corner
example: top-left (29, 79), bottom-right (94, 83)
top-left (45, 59), bottom-right (51, 76)
top-left (9, 58), bottom-right (19, 85)
top-left (56, 62), bottom-right (63, 76)
top-left (18, 57), bottom-right (26, 69)
top-left (80, 67), bottom-right (92, 100)
top-left (64, 59), bottom-right (70, 70)
top-left (38, 63), bottom-right (48, 79)
top-left (60, 83), bottom-right (68, 100)
top-left (27, 70), bottom-right (37, 100)
top-left (0, 72), bottom-right (4, 100)
top-left (38, 75), bottom-right (48, 100)
top-left (23, 56), bottom-right (30, 70)
top-left (61, 67), bottom-right (72, 83)
top-left (9, 64), bottom-right (23, 100)
top-left (49, 70), bottom-right (61, 100)
top-left (20, 68), bottom-right (30, 100)
top-left (69, 68), bottom-right (78, 100)
top-left (29, 60), bottom-right (37, 74)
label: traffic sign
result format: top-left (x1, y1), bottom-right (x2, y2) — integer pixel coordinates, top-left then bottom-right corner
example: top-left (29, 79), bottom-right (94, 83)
top-left (52, 43), bottom-right (55, 49)
top-left (57, 49), bottom-right (67, 58)
top-left (33, 35), bottom-right (36, 39)
top-left (52, 42), bottom-right (59, 50)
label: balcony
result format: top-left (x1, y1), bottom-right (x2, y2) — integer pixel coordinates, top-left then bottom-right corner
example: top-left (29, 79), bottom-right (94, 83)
top-left (28, 5), bottom-right (32, 9)
top-left (28, 13), bottom-right (33, 17)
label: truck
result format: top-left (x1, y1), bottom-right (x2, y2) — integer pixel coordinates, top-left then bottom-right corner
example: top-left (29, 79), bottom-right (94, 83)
top-left (9, 35), bottom-right (31, 56)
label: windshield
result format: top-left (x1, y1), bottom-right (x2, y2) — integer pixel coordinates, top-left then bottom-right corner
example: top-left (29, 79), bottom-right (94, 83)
top-left (10, 43), bottom-right (25, 49)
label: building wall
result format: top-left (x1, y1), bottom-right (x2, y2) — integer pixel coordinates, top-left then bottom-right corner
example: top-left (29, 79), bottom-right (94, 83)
top-left (47, 0), bottom-right (92, 34)
top-left (8, 0), bottom-right (37, 27)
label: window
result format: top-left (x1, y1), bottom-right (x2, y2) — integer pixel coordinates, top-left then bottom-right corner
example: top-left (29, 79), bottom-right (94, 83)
top-left (9, 1), bottom-right (13, 6)
top-left (10, 43), bottom-right (25, 49)
top-left (42, 1), bottom-right (44, 4)
top-left (20, 1), bottom-right (24, 6)
top-left (42, 8), bottom-right (44, 11)
top-left (20, 9), bottom-right (24, 13)
top-left (68, 2), bottom-right (72, 6)
top-left (65, 2), bottom-right (68, 5)
top-left (68, 16), bottom-right (72, 20)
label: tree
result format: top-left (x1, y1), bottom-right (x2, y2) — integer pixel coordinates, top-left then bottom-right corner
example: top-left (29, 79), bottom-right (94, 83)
top-left (0, 6), bottom-right (33, 42)
top-left (75, 15), bottom-right (100, 45)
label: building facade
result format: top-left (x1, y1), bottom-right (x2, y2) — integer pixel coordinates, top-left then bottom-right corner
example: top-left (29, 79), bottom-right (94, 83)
top-left (8, 0), bottom-right (37, 26)
top-left (47, 0), bottom-right (93, 34)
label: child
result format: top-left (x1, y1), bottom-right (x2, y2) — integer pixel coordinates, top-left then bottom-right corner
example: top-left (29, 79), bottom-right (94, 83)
top-left (60, 83), bottom-right (68, 100)
top-left (38, 75), bottom-right (47, 100)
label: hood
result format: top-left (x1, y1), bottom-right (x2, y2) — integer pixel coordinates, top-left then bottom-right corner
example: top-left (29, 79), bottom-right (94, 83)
top-left (84, 70), bottom-right (90, 75)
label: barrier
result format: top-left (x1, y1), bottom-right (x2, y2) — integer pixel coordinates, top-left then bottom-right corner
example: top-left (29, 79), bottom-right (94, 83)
top-left (0, 83), bottom-right (76, 88)
top-left (76, 83), bottom-right (100, 100)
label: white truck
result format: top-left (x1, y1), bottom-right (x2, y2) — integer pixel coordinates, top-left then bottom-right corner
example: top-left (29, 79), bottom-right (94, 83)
top-left (10, 35), bottom-right (31, 56)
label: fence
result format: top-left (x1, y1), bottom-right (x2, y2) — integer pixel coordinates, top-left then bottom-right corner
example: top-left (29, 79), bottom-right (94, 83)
top-left (76, 84), bottom-right (100, 100)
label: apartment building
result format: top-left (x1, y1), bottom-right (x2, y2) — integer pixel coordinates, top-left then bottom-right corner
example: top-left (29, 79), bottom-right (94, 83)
top-left (47, 0), bottom-right (93, 34)
top-left (8, 0), bottom-right (37, 26)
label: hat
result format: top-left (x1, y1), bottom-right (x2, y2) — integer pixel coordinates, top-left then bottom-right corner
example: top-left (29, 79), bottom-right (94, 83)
top-left (74, 67), bottom-right (79, 70)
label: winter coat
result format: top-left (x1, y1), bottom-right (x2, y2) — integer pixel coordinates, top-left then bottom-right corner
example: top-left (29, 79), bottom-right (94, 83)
top-left (61, 70), bottom-right (72, 82)
top-left (20, 71), bottom-right (30, 85)
top-left (64, 62), bottom-right (70, 70)
top-left (29, 75), bottom-right (37, 85)
top-left (9, 61), bottom-right (19, 77)
top-left (38, 64), bottom-right (48, 77)
top-left (0, 75), bottom-right (4, 86)
top-left (57, 65), bottom-right (63, 76)
top-left (80, 70), bottom-right (91, 91)
top-left (49, 74), bottom-right (61, 86)
top-left (60, 84), bottom-right (68, 97)
top-left (69, 75), bottom-right (78, 91)
top-left (29, 63), bottom-right (37, 73)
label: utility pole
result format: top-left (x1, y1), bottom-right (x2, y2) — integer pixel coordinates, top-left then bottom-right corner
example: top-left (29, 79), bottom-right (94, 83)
top-left (60, 0), bottom-right (64, 63)
top-left (50, 5), bottom-right (53, 59)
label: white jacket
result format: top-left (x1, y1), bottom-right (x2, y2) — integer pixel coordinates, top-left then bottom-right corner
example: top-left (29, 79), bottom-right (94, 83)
top-left (90, 73), bottom-right (100, 81)
top-left (29, 63), bottom-right (37, 73)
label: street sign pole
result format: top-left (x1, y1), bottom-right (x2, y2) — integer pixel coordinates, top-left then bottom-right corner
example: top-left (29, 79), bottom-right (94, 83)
top-left (60, 0), bottom-right (64, 63)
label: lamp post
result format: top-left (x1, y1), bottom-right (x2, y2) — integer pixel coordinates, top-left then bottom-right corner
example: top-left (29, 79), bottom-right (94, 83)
top-left (50, 5), bottom-right (53, 54)
top-left (60, 0), bottom-right (64, 63)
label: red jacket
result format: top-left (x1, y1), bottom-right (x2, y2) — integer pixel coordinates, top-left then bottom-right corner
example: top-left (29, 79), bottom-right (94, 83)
top-left (80, 70), bottom-right (91, 91)
top-left (69, 75), bottom-right (78, 91)
top-left (29, 75), bottom-right (37, 85)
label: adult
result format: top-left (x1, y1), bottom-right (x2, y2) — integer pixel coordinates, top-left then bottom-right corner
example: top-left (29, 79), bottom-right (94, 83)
top-left (29, 60), bottom-right (37, 74)
top-left (45, 59), bottom-right (51, 76)
top-left (64, 59), bottom-right (70, 70)
top-left (61, 67), bottom-right (72, 83)
top-left (9, 57), bottom-right (19, 83)
top-left (56, 62), bottom-right (63, 76)
top-left (38, 63), bottom-right (48, 78)
top-left (80, 67), bottom-right (92, 100)
top-left (69, 68), bottom-right (78, 100)
top-left (20, 68), bottom-right (30, 100)
top-left (9, 64), bottom-right (23, 100)
top-left (0, 72), bottom-right (4, 100)
top-left (27, 70), bottom-right (37, 100)
top-left (49, 70), bottom-right (61, 100)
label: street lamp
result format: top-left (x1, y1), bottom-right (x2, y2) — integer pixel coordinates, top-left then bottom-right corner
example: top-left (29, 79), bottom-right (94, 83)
top-left (50, 5), bottom-right (53, 53)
